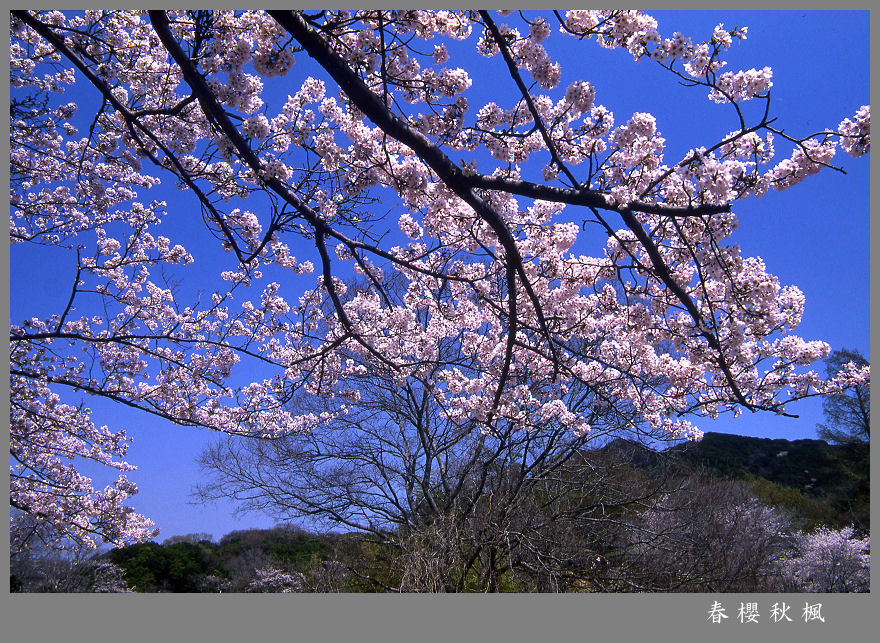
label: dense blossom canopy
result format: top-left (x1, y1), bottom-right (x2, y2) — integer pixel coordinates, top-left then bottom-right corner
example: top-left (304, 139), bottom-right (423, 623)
top-left (9, 10), bottom-right (870, 551)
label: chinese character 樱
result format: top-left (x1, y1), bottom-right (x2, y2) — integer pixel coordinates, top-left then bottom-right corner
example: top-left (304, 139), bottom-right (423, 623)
top-left (738, 602), bottom-right (759, 624)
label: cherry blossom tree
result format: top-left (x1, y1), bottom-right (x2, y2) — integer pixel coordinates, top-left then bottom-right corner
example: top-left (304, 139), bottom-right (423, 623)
top-left (780, 525), bottom-right (870, 593)
top-left (9, 11), bottom-right (870, 556)
top-left (195, 295), bottom-right (673, 591)
top-left (245, 566), bottom-right (307, 593)
top-left (624, 477), bottom-right (793, 591)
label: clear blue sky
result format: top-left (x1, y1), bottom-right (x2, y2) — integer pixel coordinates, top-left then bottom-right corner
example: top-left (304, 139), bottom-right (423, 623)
top-left (9, 11), bottom-right (870, 542)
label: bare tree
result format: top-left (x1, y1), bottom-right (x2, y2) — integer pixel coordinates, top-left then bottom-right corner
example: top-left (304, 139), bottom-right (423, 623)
top-left (11, 10), bottom-right (867, 555)
top-left (10, 545), bottom-right (131, 593)
top-left (616, 476), bottom-right (793, 592)
top-left (196, 281), bottom-right (678, 591)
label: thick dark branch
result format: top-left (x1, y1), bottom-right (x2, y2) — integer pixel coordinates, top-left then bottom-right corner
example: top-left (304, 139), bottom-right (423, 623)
top-left (487, 261), bottom-right (519, 427)
top-left (55, 252), bottom-right (83, 332)
top-left (313, 231), bottom-right (398, 369)
top-left (10, 368), bottom-right (213, 427)
top-left (146, 10), bottom-right (478, 290)
top-left (268, 10), bottom-right (561, 376)
top-left (617, 210), bottom-right (751, 409)
top-left (272, 17), bottom-right (727, 218)
top-left (267, 12), bottom-right (730, 228)
top-left (13, 10), bottom-right (259, 266)
top-left (479, 11), bottom-right (582, 189)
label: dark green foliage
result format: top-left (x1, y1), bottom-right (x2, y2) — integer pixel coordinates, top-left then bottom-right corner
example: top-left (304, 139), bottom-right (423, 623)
top-left (817, 348), bottom-right (870, 445)
top-left (106, 525), bottom-right (337, 592)
top-left (93, 432), bottom-right (867, 592)
top-left (669, 432), bottom-right (844, 489)
top-left (108, 540), bottom-right (222, 592)
top-left (742, 476), bottom-right (836, 529)
top-left (660, 432), bottom-right (869, 531)
top-left (822, 441), bottom-right (870, 531)
top-left (217, 525), bottom-right (332, 570)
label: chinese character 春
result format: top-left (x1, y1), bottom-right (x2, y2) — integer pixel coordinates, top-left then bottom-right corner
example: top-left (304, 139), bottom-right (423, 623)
top-left (738, 602), bottom-right (759, 623)
top-left (708, 601), bottom-right (729, 624)
top-left (770, 602), bottom-right (792, 623)
top-left (803, 603), bottom-right (825, 623)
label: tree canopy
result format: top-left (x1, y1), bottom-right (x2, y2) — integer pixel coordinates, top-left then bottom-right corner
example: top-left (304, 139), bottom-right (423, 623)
top-left (9, 10), bottom-right (870, 555)
top-left (816, 349), bottom-right (870, 445)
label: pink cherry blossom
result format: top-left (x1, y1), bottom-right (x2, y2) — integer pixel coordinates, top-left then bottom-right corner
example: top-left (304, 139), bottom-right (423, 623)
top-left (9, 10), bottom-right (869, 554)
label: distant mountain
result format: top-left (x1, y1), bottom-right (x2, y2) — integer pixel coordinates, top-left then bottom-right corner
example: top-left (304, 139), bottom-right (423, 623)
top-left (597, 436), bottom-right (665, 469)
top-left (665, 432), bottom-right (863, 492)
top-left (596, 432), bottom-right (869, 531)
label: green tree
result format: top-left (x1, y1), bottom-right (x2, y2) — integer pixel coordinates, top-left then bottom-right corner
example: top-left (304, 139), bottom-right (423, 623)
top-left (109, 540), bottom-right (222, 592)
top-left (817, 349), bottom-right (870, 445)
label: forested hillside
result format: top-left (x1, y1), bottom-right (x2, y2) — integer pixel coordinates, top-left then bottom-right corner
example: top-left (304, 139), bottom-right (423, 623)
top-left (12, 432), bottom-right (869, 593)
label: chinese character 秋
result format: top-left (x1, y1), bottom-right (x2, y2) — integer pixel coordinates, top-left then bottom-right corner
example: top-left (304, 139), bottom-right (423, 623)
top-left (770, 602), bottom-right (792, 623)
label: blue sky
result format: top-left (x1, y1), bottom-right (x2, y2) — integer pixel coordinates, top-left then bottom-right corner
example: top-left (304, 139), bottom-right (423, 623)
top-left (10, 10), bottom-right (870, 542)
